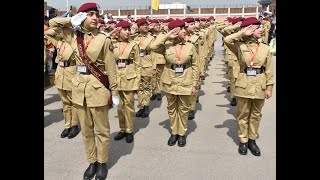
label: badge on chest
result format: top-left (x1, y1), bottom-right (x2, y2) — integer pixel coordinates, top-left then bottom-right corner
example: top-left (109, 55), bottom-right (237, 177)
top-left (246, 67), bottom-right (256, 76)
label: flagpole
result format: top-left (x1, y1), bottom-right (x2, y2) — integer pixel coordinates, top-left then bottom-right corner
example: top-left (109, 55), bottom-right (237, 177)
top-left (67, 0), bottom-right (69, 12)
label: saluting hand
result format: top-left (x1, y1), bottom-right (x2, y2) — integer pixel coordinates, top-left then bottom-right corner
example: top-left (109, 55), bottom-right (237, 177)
top-left (242, 25), bottom-right (258, 36)
top-left (167, 27), bottom-right (180, 39)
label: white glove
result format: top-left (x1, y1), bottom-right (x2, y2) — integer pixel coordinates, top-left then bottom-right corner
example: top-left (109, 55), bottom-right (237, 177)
top-left (71, 12), bottom-right (87, 28)
top-left (112, 96), bottom-right (120, 108)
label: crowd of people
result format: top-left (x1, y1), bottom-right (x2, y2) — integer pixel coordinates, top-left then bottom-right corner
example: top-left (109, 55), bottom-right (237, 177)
top-left (44, 2), bottom-right (275, 179)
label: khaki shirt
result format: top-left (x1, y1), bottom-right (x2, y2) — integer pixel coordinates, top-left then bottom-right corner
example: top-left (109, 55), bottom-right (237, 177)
top-left (150, 36), bottom-right (199, 95)
top-left (113, 41), bottom-right (141, 91)
top-left (132, 33), bottom-right (156, 76)
top-left (152, 32), bottom-right (166, 64)
top-left (186, 33), bottom-right (205, 73)
top-left (224, 31), bottom-right (274, 99)
top-left (47, 17), bottom-right (118, 107)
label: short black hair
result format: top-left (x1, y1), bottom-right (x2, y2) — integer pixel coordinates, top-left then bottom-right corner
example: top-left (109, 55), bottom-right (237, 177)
top-left (44, 15), bottom-right (49, 21)
top-left (49, 8), bottom-right (56, 14)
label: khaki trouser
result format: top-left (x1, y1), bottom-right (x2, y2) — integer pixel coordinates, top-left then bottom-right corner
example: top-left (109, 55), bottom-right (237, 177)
top-left (153, 64), bottom-right (165, 94)
top-left (118, 91), bottom-right (135, 133)
top-left (230, 77), bottom-right (236, 98)
top-left (138, 76), bottom-right (152, 108)
top-left (166, 93), bottom-right (190, 136)
top-left (57, 89), bottom-right (79, 128)
top-left (236, 97), bottom-right (265, 143)
top-left (76, 101), bottom-right (110, 163)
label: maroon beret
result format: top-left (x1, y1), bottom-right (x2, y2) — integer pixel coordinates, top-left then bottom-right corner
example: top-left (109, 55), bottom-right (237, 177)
top-left (168, 19), bottom-right (186, 30)
top-left (136, 18), bottom-right (148, 26)
top-left (106, 20), bottom-right (117, 24)
top-left (199, 18), bottom-right (207, 21)
top-left (115, 21), bottom-right (131, 28)
top-left (240, 17), bottom-right (261, 27)
top-left (149, 19), bottom-right (159, 24)
top-left (168, 18), bottom-right (174, 22)
top-left (98, 19), bottom-right (104, 24)
top-left (162, 19), bottom-right (170, 23)
top-left (208, 16), bottom-right (215, 21)
top-left (231, 17), bottom-right (244, 24)
top-left (183, 17), bottom-right (195, 23)
top-left (194, 18), bottom-right (200, 22)
top-left (77, 2), bottom-right (100, 13)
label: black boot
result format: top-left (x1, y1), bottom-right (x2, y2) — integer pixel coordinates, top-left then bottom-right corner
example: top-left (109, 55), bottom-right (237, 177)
top-left (196, 96), bottom-right (199, 103)
top-left (135, 107), bottom-right (145, 117)
top-left (230, 98), bottom-right (237, 106)
top-left (95, 163), bottom-right (108, 180)
top-left (150, 94), bottom-right (157, 100)
top-left (248, 139), bottom-right (261, 156)
top-left (141, 106), bottom-right (149, 118)
top-left (68, 125), bottom-right (81, 139)
top-left (178, 135), bottom-right (186, 147)
top-left (188, 110), bottom-right (195, 120)
top-left (126, 133), bottom-right (134, 143)
top-left (114, 131), bottom-right (127, 141)
top-left (200, 75), bottom-right (205, 80)
top-left (60, 128), bottom-right (70, 138)
top-left (156, 93), bottom-right (162, 100)
top-left (227, 86), bottom-right (230, 92)
top-left (83, 162), bottom-right (98, 180)
top-left (238, 142), bottom-right (248, 155)
top-left (167, 134), bottom-right (179, 146)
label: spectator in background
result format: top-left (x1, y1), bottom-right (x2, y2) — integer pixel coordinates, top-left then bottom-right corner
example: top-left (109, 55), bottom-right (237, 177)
top-left (269, 30), bottom-right (276, 56)
top-left (49, 8), bottom-right (58, 19)
top-left (127, 14), bottom-right (132, 22)
top-left (44, 15), bottom-right (55, 75)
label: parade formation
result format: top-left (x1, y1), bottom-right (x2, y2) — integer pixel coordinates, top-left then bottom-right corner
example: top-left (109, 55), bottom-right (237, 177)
top-left (44, 2), bottom-right (276, 179)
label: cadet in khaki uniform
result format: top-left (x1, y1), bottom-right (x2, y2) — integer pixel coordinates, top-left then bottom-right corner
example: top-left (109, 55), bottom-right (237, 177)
top-left (194, 18), bottom-right (208, 81)
top-left (47, 3), bottom-right (119, 179)
top-left (132, 19), bottom-right (156, 118)
top-left (220, 17), bottom-right (244, 106)
top-left (150, 19), bottom-right (199, 147)
top-left (224, 17), bottom-right (274, 157)
top-left (112, 21), bottom-right (142, 143)
top-left (44, 34), bottom-right (81, 139)
top-left (184, 17), bottom-right (204, 120)
top-left (149, 19), bottom-right (166, 101)
top-left (261, 17), bottom-right (271, 44)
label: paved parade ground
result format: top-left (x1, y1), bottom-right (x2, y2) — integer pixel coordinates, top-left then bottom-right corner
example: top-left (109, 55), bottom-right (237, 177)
top-left (44, 33), bottom-right (276, 180)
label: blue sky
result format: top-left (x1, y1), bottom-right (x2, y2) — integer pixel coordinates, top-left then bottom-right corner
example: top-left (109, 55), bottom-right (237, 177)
top-left (45, 0), bottom-right (258, 11)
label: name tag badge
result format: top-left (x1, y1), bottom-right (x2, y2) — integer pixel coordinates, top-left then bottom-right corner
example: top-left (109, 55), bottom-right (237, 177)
top-left (246, 68), bottom-right (256, 76)
top-left (59, 61), bottom-right (65, 67)
top-left (140, 49), bottom-right (145, 57)
top-left (175, 67), bottom-right (184, 73)
top-left (117, 62), bottom-right (126, 68)
top-left (77, 65), bottom-right (88, 73)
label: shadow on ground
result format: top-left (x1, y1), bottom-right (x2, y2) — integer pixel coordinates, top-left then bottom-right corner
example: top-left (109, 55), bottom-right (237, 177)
top-left (214, 119), bottom-right (239, 145)
top-left (108, 133), bottom-right (134, 169)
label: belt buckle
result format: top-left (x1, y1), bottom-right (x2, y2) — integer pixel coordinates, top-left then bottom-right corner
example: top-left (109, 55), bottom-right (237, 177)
top-left (174, 64), bottom-right (184, 73)
top-left (139, 49), bottom-right (145, 57)
top-left (77, 65), bottom-right (89, 74)
top-left (246, 67), bottom-right (257, 76)
top-left (59, 61), bottom-right (65, 67)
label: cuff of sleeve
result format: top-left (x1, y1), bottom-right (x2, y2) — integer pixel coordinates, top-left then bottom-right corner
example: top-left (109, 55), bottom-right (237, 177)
top-left (193, 81), bottom-right (198, 87)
